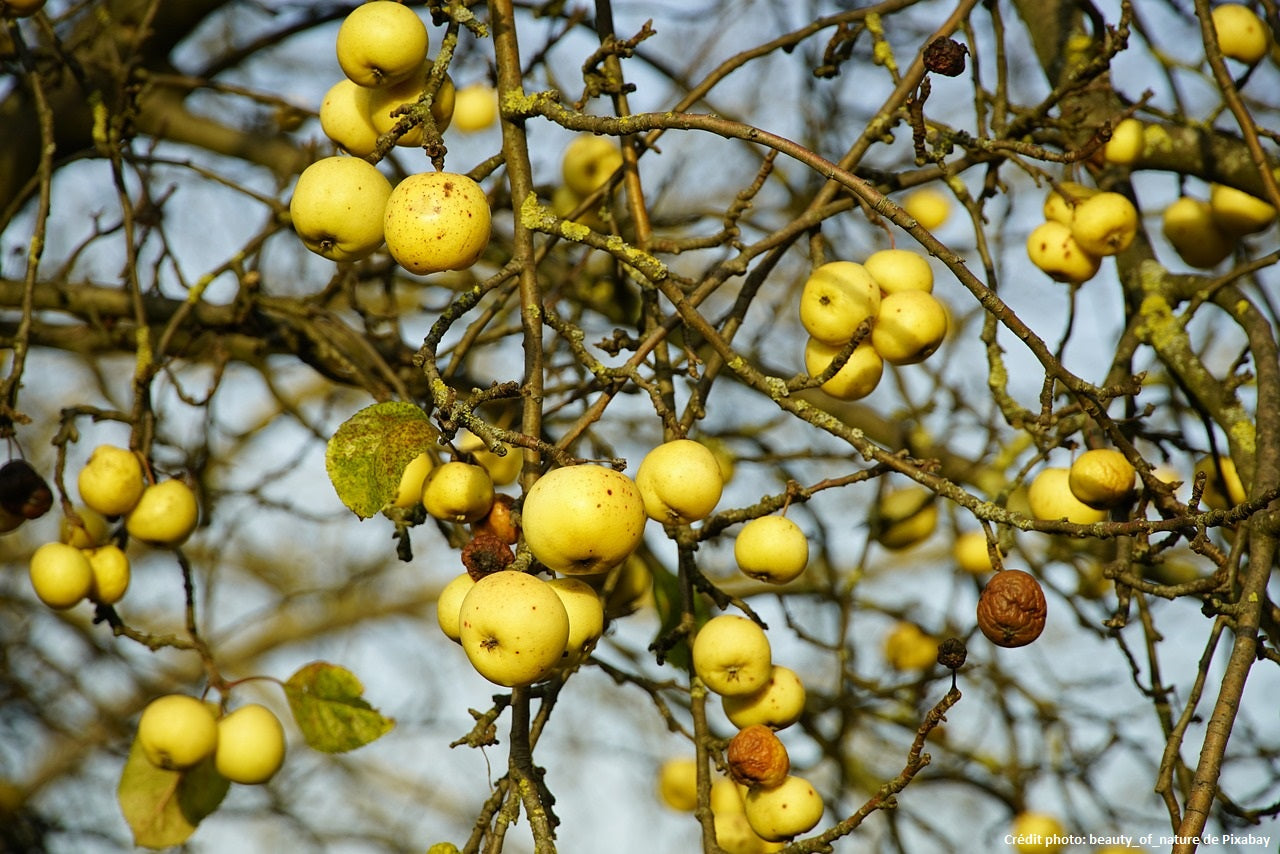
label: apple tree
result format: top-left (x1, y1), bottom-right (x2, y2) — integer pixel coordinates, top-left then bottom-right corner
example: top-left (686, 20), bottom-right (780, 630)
top-left (1, 0), bottom-right (1279, 851)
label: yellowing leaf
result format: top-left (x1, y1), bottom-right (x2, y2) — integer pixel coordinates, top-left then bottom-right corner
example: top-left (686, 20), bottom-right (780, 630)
top-left (284, 661), bottom-right (395, 753)
top-left (325, 401), bottom-right (437, 518)
top-left (116, 737), bottom-right (229, 849)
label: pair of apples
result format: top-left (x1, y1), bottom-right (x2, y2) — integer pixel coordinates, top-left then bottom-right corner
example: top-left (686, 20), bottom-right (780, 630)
top-left (1027, 183), bottom-right (1139, 284)
top-left (799, 249), bottom-right (950, 401)
top-left (136, 694), bottom-right (286, 786)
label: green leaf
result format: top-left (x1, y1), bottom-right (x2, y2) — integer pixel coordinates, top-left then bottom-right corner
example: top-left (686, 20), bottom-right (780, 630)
top-left (284, 661), bottom-right (395, 753)
top-left (117, 737), bottom-right (229, 849)
top-left (325, 401), bottom-right (437, 519)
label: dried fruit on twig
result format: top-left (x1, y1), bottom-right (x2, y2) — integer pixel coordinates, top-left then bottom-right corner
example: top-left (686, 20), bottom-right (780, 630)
top-left (976, 569), bottom-right (1047, 648)
top-left (936, 637), bottom-right (968, 671)
top-left (923, 37), bottom-right (967, 76)
top-left (0, 459), bottom-right (53, 520)
top-left (727, 724), bottom-right (790, 789)
top-left (461, 532), bottom-right (515, 580)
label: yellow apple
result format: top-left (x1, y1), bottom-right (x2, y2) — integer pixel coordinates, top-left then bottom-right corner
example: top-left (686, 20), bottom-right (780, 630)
top-left (692, 614), bottom-right (773, 696)
top-left (29, 542), bottom-right (94, 609)
top-left (561, 134), bottom-right (624, 196)
top-left (318, 79), bottom-right (378, 157)
top-left (1008, 811), bottom-right (1068, 854)
top-left (383, 171), bottom-right (491, 274)
top-left (137, 694), bottom-right (219, 771)
top-left (863, 248), bottom-right (933, 294)
top-left (873, 486), bottom-right (938, 550)
top-left (1027, 467), bottom-right (1107, 524)
top-left (721, 664), bottom-right (806, 730)
top-left (743, 775), bottom-right (824, 842)
top-left (635, 438), bottom-right (723, 525)
top-left (1209, 182), bottom-right (1276, 235)
top-left (734, 515), bottom-right (809, 585)
top-left (60, 505), bottom-right (111, 548)
top-left (457, 432), bottom-right (522, 486)
top-left (390, 452), bottom-right (434, 509)
top-left (657, 757), bottom-right (698, 811)
top-left (452, 82), bottom-right (499, 132)
top-left (1068, 448), bottom-right (1136, 509)
top-left (126, 479), bottom-right (199, 547)
top-left (1194, 453), bottom-right (1248, 509)
top-left (1162, 196), bottom-right (1235, 268)
top-left (883, 621), bottom-right (939, 671)
top-left (85, 544), bottom-right (131, 605)
top-left (546, 577), bottom-right (606, 666)
top-left (1103, 117), bottom-right (1145, 165)
top-left (520, 465), bottom-right (646, 575)
top-left (581, 555), bottom-right (653, 618)
top-left (803, 338), bottom-right (883, 401)
top-left (215, 704), bottom-right (286, 785)
top-left (1026, 220), bottom-right (1101, 283)
top-left (1043, 182), bottom-right (1097, 225)
top-left (1069, 191), bottom-right (1139, 256)
top-left (367, 68), bottom-right (455, 146)
top-left (901, 187), bottom-right (950, 230)
top-left (870, 290), bottom-right (948, 365)
top-left (1212, 4), bottom-right (1270, 63)
top-left (953, 529), bottom-right (999, 574)
top-left (798, 261), bottom-right (881, 345)
top-left (290, 156), bottom-right (392, 262)
top-left (436, 571), bottom-right (476, 642)
top-left (421, 460), bottom-right (493, 523)
top-left (335, 1), bottom-right (429, 88)
top-left (77, 444), bottom-right (146, 517)
top-left (711, 776), bottom-right (748, 816)
top-left (715, 811), bottom-right (769, 854)
top-left (458, 571), bottom-right (570, 686)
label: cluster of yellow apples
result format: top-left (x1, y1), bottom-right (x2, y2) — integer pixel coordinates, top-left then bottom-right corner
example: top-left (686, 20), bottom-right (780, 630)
top-left (27, 445), bottom-right (199, 611)
top-left (291, 2), bottom-right (493, 274)
top-left (800, 249), bottom-right (949, 400)
top-left (687, 615), bottom-right (823, 842)
top-left (1027, 183), bottom-right (1139, 284)
top-left (658, 757), bottom-right (788, 853)
top-left (1161, 183), bottom-right (1275, 269)
top-left (1027, 448), bottom-right (1136, 525)
top-left (134, 694), bottom-right (286, 786)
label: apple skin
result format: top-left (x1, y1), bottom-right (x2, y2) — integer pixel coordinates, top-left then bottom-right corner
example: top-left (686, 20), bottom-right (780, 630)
top-left (657, 757), bottom-right (698, 811)
top-left (692, 614), bottom-right (773, 697)
top-left (561, 134), bottom-right (624, 196)
top-left (635, 439), bottom-right (724, 525)
top-left (137, 694), bottom-right (219, 771)
top-left (335, 1), bottom-right (429, 88)
top-left (78, 444), bottom-right (146, 518)
top-left (319, 79), bottom-right (378, 157)
top-left (458, 571), bottom-right (570, 687)
top-left (870, 290), bottom-right (948, 365)
top-left (953, 530), bottom-right (999, 574)
top-left (1194, 454), bottom-right (1247, 509)
top-left (85, 544), bottom-right (131, 605)
top-left (383, 171), bottom-right (491, 275)
top-left (883, 621), bottom-right (939, 671)
top-left (1069, 191), bottom-right (1138, 256)
top-left (1042, 182), bottom-right (1097, 225)
top-left (1067, 448), bottom-right (1135, 509)
top-left (1212, 4), bottom-right (1270, 64)
top-left (215, 704), bottom-right (286, 785)
top-left (1103, 118), bottom-right (1144, 165)
top-left (290, 157), bottom-right (392, 262)
top-left (873, 487), bottom-right (938, 550)
top-left (798, 261), bottom-right (881, 346)
top-left (367, 69), bottom-right (456, 146)
top-left (803, 338), bottom-right (883, 401)
top-left (734, 516), bottom-right (809, 585)
top-left (1027, 467), bottom-right (1107, 524)
top-left (452, 83), bottom-right (499, 132)
top-left (1209, 182), bottom-right (1276, 235)
top-left (901, 187), bottom-right (950, 230)
top-left (1026, 220), bottom-right (1101, 283)
top-left (743, 774), bottom-right (824, 842)
top-left (864, 248), bottom-right (933, 294)
top-left (520, 465), bottom-right (647, 575)
top-left (126, 479), bottom-right (199, 547)
top-left (436, 572), bottom-right (476, 642)
top-left (1008, 811), bottom-right (1068, 854)
top-left (60, 505), bottom-right (111, 548)
top-left (390, 452), bottom-right (434, 509)
top-left (546, 577), bottom-right (606, 666)
top-left (721, 664), bottom-right (806, 730)
top-left (421, 461), bottom-right (494, 524)
top-left (29, 542), bottom-right (94, 609)
top-left (1162, 196), bottom-right (1235, 269)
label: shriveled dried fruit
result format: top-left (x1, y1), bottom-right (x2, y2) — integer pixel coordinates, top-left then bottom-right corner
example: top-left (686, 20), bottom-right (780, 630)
top-left (461, 531), bottom-right (515, 580)
top-left (923, 37), bottom-right (967, 76)
top-left (726, 724), bottom-right (790, 789)
top-left (0, 459), bottom-right (53, 520)
top-left (937, 637), bottom-right (968, 670)
top-left (976, 569), bottom-right (1047, 648)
